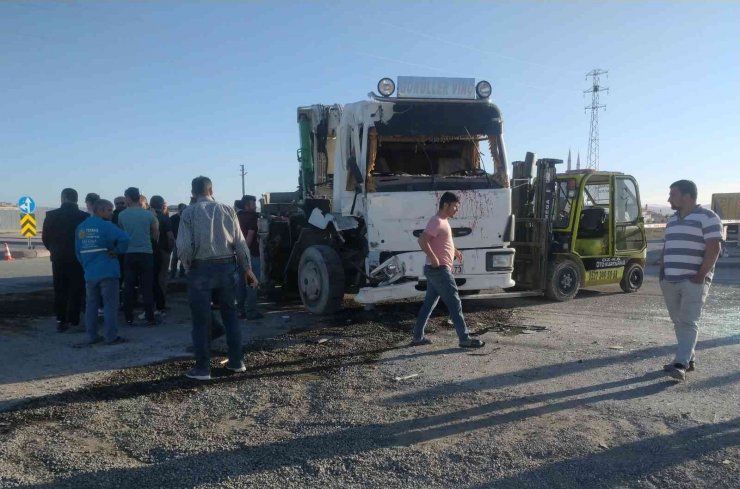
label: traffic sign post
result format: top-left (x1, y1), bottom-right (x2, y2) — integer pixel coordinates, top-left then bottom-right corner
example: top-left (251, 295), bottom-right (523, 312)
top-left (18, 197), bottom-right (37, 248)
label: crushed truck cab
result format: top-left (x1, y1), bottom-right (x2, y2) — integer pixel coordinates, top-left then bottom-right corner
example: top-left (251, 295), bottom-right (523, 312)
top-left (260, 76), bottom-right (515, 314)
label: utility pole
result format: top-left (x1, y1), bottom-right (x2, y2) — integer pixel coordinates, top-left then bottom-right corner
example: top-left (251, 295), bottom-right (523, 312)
top-left (584, 69), bottom-right (609, 170)
top-left (239, 164), bottom-right (247, 197)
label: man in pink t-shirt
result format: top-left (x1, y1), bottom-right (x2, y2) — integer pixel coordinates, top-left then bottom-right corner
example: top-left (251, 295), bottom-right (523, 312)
top-left (412, 192), bottom-right (484, 348)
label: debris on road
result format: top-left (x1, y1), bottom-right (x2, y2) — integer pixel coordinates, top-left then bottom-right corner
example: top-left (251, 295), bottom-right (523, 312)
top-left (394, 373), bottom-right (419, 381)
top-left (471, 322), bottom-right (548, 337)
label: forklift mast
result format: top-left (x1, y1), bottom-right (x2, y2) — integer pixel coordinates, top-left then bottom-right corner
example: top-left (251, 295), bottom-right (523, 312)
top-left (510, 154), bottom-right (561, 291)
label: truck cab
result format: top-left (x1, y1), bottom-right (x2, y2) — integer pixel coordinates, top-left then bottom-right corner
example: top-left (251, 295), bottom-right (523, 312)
top-left (261, 76), bottom-right (516, 314)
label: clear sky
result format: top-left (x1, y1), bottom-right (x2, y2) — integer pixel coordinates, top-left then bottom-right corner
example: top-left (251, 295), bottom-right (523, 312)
top-left (2, 1), bottom-right (738, 209)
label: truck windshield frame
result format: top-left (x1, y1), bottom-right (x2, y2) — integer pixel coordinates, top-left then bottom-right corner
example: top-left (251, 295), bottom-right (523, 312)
top-left (366, 134), bottom-right (503, 193)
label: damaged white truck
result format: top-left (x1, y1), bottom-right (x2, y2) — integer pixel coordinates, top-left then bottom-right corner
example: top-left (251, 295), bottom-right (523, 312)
top-left (259, 76), bottom-right (516, 314)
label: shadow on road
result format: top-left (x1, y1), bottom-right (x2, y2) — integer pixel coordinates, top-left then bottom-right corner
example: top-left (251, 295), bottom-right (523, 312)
top-left (467, 417), bottom-right (739, 488)
top-left (9, 370), bottom-right (739, 488)
top-left (386, 334), bottom-right (740, 404)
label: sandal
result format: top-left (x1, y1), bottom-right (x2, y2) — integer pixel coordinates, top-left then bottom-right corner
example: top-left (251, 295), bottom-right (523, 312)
top-left (459, 338), bottom-right (485, 348)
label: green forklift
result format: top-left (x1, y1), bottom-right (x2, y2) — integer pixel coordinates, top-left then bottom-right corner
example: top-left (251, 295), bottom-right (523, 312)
top-left (509, 153), bottom-right (647, 301)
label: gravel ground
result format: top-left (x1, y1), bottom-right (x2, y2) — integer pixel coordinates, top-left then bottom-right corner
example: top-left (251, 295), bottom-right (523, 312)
top-left (0, 277), bottom-right (738, 488)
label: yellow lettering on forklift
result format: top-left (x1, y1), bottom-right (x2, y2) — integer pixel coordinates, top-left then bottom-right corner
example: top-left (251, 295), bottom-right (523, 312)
top-left (586, 267), bottom-right (624, 284)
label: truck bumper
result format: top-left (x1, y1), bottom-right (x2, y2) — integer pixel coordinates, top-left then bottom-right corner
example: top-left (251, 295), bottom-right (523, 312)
top-left (354, 272), bottom-right (515, 305)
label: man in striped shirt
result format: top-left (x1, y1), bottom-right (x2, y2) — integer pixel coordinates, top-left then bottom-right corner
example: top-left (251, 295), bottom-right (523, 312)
top-left (660, 180), bottom-right (722, 381)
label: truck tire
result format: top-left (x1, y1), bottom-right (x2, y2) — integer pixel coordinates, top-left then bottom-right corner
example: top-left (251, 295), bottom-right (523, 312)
top-left (620, 262), bottom-right (644, 293)
top-left (544, 259), bottom-right (580, 302)
top-left (297, 245), bottom-right (344, 315)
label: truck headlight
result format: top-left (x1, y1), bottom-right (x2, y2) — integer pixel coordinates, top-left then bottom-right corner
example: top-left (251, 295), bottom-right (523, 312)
top-left (377, 78), bottom-right (396, 97)
top-left (370, 255), bottom-right (405, 285)
top-left (476, 80), bottom-right (492, 99)
top-left (486, 252), bottom-right (514, 271)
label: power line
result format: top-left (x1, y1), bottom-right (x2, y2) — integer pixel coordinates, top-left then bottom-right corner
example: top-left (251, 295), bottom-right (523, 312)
top-left (584, 69), bottom-right (609, 170)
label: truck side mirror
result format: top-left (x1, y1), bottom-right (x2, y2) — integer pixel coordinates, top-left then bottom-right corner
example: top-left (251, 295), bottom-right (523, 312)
top-left (348, 156), bottom-right (364, 184)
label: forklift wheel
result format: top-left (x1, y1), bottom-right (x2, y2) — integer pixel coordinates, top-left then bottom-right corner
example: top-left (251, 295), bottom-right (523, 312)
top-left (545, 259), bottom-right (581, 302)
top-left (620, 262), bottom-right (644, 293)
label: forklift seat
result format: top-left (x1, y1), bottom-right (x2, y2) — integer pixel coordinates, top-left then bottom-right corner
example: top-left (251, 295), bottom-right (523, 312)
top-left (578, 207), bottom-right (608, 239)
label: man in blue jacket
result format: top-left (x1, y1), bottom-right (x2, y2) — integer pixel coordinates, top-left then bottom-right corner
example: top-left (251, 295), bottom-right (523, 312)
top-left (75, 199), bottom-right (131, 345)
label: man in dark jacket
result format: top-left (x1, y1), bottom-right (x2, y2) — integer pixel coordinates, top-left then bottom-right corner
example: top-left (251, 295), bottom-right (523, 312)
top-left (237, 195), bottom-right (263, 319)
top-left (150, 195), bottom-right (174, 314)
top-left (169, 203), bottom-right (186, 278)
top-left (42, 188), bottom-right (90, 332)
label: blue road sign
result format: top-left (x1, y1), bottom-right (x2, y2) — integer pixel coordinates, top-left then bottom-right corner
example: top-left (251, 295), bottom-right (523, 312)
top-left (18, 196), bottom-right (36, 215)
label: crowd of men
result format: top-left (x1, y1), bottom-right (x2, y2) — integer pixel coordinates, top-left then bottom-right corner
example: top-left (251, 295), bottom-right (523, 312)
top-left (41, 177), bottom-right (722, 383)
top-left (41, 177), bottom-right (261, 379)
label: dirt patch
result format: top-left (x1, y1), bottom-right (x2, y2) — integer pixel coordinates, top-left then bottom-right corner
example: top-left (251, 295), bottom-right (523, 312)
top-left (0, 290), bottom-right (55, 332)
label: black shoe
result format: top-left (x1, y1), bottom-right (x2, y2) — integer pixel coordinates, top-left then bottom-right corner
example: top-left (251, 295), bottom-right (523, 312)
top-left (146, 317), bottom-right (162, 326)
top-left (56, 321), bottom-right (69, 333)
top-left (664, 361), bottom-right (696, 373)
top-left (238, 311), bottom-right (247, 320)
top-left (185, 367), bottom-right (211, 381)
top-left (245, 311), bottom-right (264, 320)
top-left (665, 363), bottom-right (686, 381)
top-left (73, 335), bottom-right (104, 348)
top-left (459, 338), bottom-right (486, 348)
top-left (410, 338), bottom-right (433, 346)
top-left (225, 361), bottom-right (246, 373)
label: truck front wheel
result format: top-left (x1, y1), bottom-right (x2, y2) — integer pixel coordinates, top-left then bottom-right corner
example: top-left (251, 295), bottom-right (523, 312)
top-left (545, 259), bottom-right (581, 302)
top-left (298, 245), bottom-right (345, 315)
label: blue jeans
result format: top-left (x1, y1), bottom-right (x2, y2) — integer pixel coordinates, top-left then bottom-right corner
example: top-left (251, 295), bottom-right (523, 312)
top-left (414, 265), bottom-right (470, 342)
top-left (188, 261), bottom-right (242, 370)
top-left (85, 277), bottom-right (120, 342)
top-left (237, 255), bottom-right (260, 314)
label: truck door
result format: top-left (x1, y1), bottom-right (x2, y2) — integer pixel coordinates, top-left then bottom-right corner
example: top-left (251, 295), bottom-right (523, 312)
top-left (614, 176), bottom-right (646, 253)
